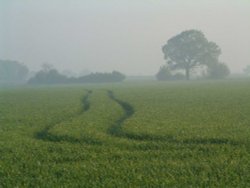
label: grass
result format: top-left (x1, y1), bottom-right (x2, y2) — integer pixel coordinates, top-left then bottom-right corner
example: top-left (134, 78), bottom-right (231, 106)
top-left (0, 80), bottom-right (249, 187)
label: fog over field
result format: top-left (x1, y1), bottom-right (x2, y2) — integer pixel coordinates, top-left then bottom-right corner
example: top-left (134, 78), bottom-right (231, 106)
top-left (1, 0), bottom-right (250, 75)
top-left (1, 1), bottom-right (250, 186)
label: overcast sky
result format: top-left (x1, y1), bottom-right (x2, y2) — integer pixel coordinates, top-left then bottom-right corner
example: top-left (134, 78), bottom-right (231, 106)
top-left (1, 0), bottom-right (250, 75)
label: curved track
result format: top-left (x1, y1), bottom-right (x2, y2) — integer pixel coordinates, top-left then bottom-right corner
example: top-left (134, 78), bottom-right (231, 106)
top-left (107, 90), bottom-right (166, 141)
top-left (107, 90), bottom-right (239, 145)
top-left (35, 90), bottom-right (102, 145)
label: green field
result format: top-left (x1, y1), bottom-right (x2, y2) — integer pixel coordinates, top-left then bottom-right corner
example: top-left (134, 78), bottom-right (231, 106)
top-left (0, 81), bottom-right (250, 187)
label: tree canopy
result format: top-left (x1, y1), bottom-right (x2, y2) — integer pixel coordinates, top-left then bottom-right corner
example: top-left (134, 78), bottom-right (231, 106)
top-left (162, 30), bottom-right (221, 80)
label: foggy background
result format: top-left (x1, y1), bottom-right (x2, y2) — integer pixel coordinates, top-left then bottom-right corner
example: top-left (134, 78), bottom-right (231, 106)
top-left (1, 0), bottom-right (250, 76)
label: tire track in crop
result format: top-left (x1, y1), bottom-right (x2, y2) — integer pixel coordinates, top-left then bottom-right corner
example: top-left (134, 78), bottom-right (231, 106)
top-left (35, 90), bottom-right (102, 145)
top-left (107, 90), bottom-right (174, 141)
top-left (107, 90), bottom-right (240, 146)
top-left (107, 90), bottom-right (134, 137)
top-left (107, 90), bottom-right (166, 141)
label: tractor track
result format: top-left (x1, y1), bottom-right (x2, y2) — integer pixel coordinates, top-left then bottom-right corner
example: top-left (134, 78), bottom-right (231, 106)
top-left (34, 90), bottom-right (101, 145)
top-left (107, 90), bottom-right (176, 141)
top-left (107, 90), bottom-right (134, 138)
top-left (35, 89), bottom-right (239, 146)
top-left (107, 90), bottom-right (239, 145)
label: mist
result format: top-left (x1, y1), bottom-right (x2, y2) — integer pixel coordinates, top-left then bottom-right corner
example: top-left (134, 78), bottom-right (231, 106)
top-left (1, 0), bottom-right (250, 76)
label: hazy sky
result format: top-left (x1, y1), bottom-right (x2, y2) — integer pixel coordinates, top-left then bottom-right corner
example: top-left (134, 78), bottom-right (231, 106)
top-left (1, 0), bottom-right (250, 75)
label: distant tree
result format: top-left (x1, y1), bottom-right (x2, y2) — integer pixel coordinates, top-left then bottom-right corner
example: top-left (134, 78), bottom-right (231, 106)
top-left (156, 66), bottom-right (185, 81)
top-left (243, 65), bottom-right (250, 76)
top-left (207, 62), bottom-right (230, 79)
top-left (0, 60), bottom-right (29, 83)
top-left (162, 30), bottom-right (221, 80)
top-left (111, 71), bottom-right (126, 82)
top-left (41, 63), bottom-right (53, 72)
top-left (156, 66), bottom-right (173, 80)
top-left (28, 69), bottom-right (68, 84)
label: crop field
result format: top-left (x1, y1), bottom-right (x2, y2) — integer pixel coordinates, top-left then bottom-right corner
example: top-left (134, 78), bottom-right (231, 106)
top-left (0, 81), bottom-right (250, 187)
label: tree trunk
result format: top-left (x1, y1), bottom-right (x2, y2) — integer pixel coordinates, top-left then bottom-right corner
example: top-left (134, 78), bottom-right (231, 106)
top-left (185, 68), bottom-right (190, 80)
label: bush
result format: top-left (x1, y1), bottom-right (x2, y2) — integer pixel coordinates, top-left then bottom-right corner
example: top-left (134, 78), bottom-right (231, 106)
top-left (77, 71), bottom-right (126, 83)
top-left (207, 62), bottom-right (230, 79)
top-left (156, 66), bottom-right (185, 81)
top-left (28, 69), bottom-right (68, 84)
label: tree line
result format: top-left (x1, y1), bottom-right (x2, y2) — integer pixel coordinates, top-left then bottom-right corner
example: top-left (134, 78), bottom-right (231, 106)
top-left (28, 68), bottom-right (126, 84)
top-left (1, 29), bottom-right (250, 84)
top-left (0, 60), bottom-right (126, 85)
